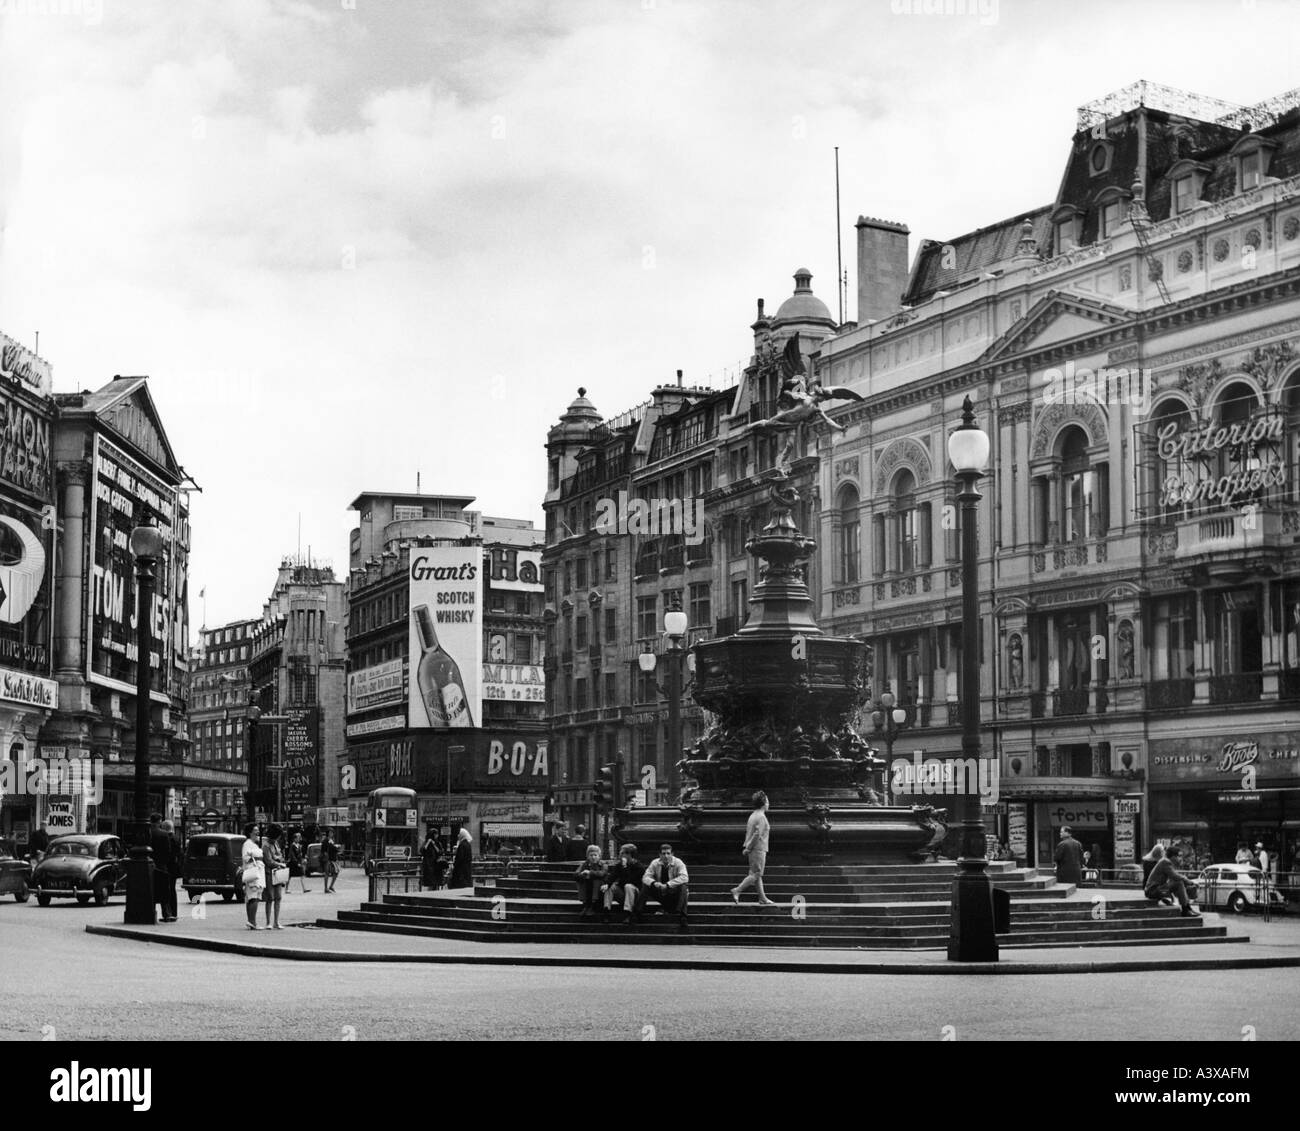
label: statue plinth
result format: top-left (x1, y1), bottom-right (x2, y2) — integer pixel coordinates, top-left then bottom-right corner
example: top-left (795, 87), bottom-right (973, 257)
top-left (614, 476), bottom-right (945, 864)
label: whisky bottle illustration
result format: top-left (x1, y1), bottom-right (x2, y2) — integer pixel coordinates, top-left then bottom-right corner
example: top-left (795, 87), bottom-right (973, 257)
top-left (413, 605), bottom-right (474, 728)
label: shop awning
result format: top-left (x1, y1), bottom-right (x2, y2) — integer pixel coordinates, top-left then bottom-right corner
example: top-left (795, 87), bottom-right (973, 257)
top-left (481, 822), bottom-right (542, 837)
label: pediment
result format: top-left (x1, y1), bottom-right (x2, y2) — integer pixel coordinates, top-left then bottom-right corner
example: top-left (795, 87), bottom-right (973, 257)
top-left (92, 378), bottom-right (181, 479)
top-left (980, 291), bottom-right (1132, 366)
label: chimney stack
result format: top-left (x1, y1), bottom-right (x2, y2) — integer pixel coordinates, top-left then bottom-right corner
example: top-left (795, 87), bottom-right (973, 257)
top-left (855, 216), bottom-right (910, 324)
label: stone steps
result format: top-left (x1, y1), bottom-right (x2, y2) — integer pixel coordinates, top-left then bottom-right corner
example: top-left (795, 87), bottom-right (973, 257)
top-left (317, 862), bottom-right (1238, 951)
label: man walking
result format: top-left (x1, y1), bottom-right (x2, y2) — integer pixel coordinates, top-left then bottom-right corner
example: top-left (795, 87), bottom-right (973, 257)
top-left (149, 814), bottom-right (176, 922)
top-left (730, 791), bottom-right (777, 906)
top-left (1054, 825), bottom-right (1084, 886)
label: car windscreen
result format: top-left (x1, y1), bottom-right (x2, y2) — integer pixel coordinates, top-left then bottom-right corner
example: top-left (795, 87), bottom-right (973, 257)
top-left (50, 842), bottom-right (93, 856)
top-left (187, 840), bottom-right (229, 857)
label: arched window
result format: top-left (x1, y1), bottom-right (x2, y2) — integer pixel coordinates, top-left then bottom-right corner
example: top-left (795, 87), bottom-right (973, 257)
top-left (1285, 370), bottom-right (1300, 505)
top-left (1150, 397), bottom-right (1192, 520)
top-left (836, 485), bottom-right (860, 584)
top-left (893, 470), bottom-right (917, 572)
top-left (1057, 426), bottom-right (1108, 542)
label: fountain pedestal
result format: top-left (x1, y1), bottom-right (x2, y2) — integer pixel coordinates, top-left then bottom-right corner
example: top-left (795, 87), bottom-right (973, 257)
top-left (614, 477), bottom-right (946, 864)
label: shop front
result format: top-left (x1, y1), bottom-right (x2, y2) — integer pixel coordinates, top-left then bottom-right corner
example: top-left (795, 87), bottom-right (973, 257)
top-left (1150, 732), bottom-right (1300, 872)
top-left (996, 776), bottom-right (1138, 871)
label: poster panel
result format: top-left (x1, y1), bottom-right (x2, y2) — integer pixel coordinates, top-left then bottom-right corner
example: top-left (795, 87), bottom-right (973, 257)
top-left (408, 547), bottom-right (481, 729)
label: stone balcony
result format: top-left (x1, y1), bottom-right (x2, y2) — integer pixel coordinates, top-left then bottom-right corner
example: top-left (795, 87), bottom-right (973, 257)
top-left (1170, 508), bottom-right (1297, 566)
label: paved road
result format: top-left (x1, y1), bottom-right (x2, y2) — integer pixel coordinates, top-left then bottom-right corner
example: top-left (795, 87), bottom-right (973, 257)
top-left (3, 878), bottom-right (1299, 1041)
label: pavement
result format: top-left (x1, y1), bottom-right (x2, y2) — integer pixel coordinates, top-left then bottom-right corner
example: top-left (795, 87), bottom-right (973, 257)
top-left (83, 867), bottom-right (1300, 975)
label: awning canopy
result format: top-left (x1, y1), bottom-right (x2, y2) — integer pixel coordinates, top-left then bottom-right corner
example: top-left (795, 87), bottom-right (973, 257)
top-left (481, 822), bottom-right (542, 838)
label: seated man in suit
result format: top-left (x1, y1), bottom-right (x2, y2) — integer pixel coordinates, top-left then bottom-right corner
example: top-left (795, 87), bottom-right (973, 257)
top-left (604, 843), bottom-right (646, 923)
top-left (1144, 845), bottom-right (1198, 917)
top-left (642, 843), bottom-right (690, 929)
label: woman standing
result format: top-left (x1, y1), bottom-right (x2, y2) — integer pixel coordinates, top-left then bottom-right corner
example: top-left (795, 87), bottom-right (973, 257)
top-left (421, 826), bottom-right (446, 891)
top-left (262, 823), bottom-right (288, 929)
top-left (288, 831), bottom-right (311, 894)
top-left (449, 827), bottom-right (474, 889)
top-left (240, 822), bottom-right (266, 930)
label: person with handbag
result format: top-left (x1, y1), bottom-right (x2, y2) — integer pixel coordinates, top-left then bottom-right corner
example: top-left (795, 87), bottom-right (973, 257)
top-left (240, 822), bottom-right (266, 930)
top-left (321, 829), bottom-right (340, 893)
top-left (287, 832), bottom-right (311, 894)
top-left (262, 823), bottom-right (289, 929)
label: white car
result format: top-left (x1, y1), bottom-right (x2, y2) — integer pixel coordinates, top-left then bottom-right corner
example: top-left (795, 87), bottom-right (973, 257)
top-left (1194, 863), bottom-right (1286, 914)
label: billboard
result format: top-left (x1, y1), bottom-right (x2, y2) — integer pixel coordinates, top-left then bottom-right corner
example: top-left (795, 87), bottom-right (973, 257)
top-left (281, 707), bottom-right (320, 814)
top-left (347, 658), bottom-right (405, 715)
top-left (486, 547), bottom-right (542, 592)
top-left (0, 499), bottom-right (54, 679)
top-left (408, 547), bottom-right (481, 729)
top-left (86, 436), bottom-right (184, 700)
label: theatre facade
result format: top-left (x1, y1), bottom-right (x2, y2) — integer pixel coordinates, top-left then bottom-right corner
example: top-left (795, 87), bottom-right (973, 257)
top-left (815, 83), bottom-right (1300, 874)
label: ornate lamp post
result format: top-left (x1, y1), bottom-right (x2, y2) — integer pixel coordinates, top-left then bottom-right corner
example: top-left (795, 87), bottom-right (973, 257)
top-left (869, 691), bottom-right (909, 804)
top-left (947, 395), bottom-right (998, 962)
top-left (638, 597), bottom-right (692, 798)
top-left (124, 522), bottom-right (163, 925)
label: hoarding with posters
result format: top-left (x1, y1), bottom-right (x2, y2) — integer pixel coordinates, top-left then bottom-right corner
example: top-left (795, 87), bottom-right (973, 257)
top-left (408, 547), bottom-right (481, 730)
top-left (282, 707), bottom-right (320, 813)
top-left (86, 436), bottom-right (184, 700)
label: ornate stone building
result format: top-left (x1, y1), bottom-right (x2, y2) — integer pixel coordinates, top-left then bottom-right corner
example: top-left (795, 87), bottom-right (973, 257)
top-left (815, 81), bottom-right (1300, 873)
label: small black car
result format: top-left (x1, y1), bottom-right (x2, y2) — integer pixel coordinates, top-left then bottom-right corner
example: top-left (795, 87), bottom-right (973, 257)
top-left (182, 833), bottom-right (247, 902)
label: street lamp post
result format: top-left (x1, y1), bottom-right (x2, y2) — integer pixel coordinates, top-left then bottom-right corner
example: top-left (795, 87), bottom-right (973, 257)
top-left (124, 522), bottom-right (163, 925)
top-left (638, 597), bottom-right (692, 798)
top-left (869, 691), bottom-right (909, 804)
top-left (947, 395), bottom-right (998, 962)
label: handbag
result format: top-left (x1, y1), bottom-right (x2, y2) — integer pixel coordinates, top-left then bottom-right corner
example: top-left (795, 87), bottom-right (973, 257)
top-left (272, 866), bottom-right (290, 886)
top-left (241, 862), bottom-right (262, 886)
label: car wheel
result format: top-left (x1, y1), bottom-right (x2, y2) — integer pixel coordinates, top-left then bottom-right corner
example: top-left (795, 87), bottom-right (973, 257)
top-left (94, 878), bottom-right (111, 906)
top-left (14, 885), bottom-right (29, 903)
top-left (76, 893), bottom-right (91, 905)
top-left (36, 893), bottom-right (51, 907)
top-left (222, 891), bottom-right (235, 902)
top-left (1227, 891), bottom-right (1248, 914)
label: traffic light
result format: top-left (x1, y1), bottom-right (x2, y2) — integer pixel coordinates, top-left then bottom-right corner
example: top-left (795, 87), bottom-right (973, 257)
top-left (594, 764), bottom-right (616, 811)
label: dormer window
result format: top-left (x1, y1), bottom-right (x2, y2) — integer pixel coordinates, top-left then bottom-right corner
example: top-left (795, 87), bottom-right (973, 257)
top-left (1167, 160), bottom-right (1211, 216)
top-left (1230, 135), bottom-right (1277, 194)
top-left (1101, 199), bottom-right (1124, 238)
top-left (1050, 205), bottom-right (1083, 254)
top-left (1094, 186), bottom-right (1132, 240)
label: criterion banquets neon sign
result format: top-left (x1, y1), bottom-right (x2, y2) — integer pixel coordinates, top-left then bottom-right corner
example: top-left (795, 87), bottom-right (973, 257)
top-left (1158, 410), bottom-right (1285, 508)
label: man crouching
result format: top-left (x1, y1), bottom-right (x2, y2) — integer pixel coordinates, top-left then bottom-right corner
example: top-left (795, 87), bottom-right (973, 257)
top-left (642, 843), bottom-right (690, 930)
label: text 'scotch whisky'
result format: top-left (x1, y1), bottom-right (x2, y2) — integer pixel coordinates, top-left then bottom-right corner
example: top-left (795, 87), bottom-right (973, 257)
top-left (413, 605), bottom-right (474, 728)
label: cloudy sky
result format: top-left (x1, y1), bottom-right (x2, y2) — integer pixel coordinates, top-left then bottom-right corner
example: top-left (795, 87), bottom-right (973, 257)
top-left (2, 0), bottom-right (1298, 631)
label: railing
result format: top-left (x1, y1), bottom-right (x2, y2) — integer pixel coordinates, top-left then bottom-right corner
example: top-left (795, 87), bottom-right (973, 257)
top-left (1209, 672), bottom-right (1262, 705)
top-left (367, 860), bottom-right (422, 902)
top-left (1030, 692), bottom-right (1047, 718)
top-left (1148, 678), bottom-right (1193, 709)
top-left (1054, 688), bottom-right (1089, 717)
top-left (947, 702), bottom-right (961, 726)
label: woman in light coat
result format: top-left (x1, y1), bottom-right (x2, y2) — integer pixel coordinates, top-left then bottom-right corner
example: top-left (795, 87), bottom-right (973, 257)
top-left (449, 827), bottom-right (474, 889)
top-left (240, 822), bottom-right (266, 930)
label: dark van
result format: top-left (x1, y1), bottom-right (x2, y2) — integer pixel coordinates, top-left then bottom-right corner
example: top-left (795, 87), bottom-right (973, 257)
top-left (183, 833), bottom-right (246, 902)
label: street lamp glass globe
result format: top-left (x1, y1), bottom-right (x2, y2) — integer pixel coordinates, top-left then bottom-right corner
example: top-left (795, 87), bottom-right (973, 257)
top-left (129, 524), bottom-right (164, 560)
top-left (892, 708), bottom-right (908, 727)
top-left (879, 691), bottom-right (895, 710)
top-left (663, 609), bottom-right (688, 638)
top-left (948, 402), bottom-right (990, 473)
top-left (638, 651), bottom-right (657, 673)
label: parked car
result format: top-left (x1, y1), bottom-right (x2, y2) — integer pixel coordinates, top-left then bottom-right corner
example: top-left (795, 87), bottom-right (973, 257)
top-left (31, 835), bottom-right (128, 906)
top-left (182, 833), bottom-right (246, 902)
top-left (0, 839), bottom-right (32, 902)
top-left (1195, 863), bottom-right (1286, 914)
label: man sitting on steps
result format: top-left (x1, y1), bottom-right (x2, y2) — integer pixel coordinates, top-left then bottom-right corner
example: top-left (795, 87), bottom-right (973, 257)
top-left (642, 843), bottom-right (690, 929)
top-left (1144, 844), bottom-right (1198, 917)
top-left (604, 843), bottom-right (645, 923)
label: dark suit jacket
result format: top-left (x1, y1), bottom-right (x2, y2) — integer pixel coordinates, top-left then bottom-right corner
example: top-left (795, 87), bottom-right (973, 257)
top-left (149, 827), bottom-right (175, 877)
